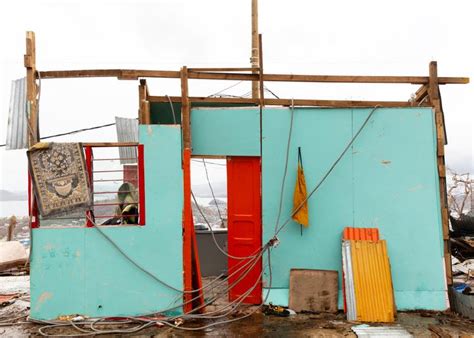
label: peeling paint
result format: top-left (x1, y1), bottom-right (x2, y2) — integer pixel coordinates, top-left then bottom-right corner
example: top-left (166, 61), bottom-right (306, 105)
top-left (35, 292), bottom-right (53, 311)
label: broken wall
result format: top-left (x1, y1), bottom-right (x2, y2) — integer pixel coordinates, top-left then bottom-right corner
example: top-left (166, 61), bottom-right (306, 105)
top-left (30, 125), bottom-right (184, 319)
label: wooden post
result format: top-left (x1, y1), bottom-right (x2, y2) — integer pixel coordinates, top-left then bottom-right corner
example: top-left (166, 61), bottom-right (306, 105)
top-left (25, 31), bottom-right (38, 145)
top-left (181, 66), bottom-right (191, 149)
top-left (7, 216), bottom-right (17, 241)
top-left (251, 0), bottom-right (259, 99)
top-left (138, 79), bottom-right (147, 124)
top-left (428, 61), bottom-right (452, 286)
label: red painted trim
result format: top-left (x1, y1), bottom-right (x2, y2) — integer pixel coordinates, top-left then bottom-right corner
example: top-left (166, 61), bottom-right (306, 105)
top-left (85, 146), bottom-right (94, 228)
top-left (28, 171), bottom-right (39, 228)
top-left (138, 144), bottom-right (146, 226)
top-left (183, 148), bottom-right (193, 313)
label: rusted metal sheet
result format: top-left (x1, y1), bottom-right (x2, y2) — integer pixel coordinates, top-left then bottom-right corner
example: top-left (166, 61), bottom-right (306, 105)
top-left (6, 78), bottom-right (28, 150)
top-left (350, 240), bottom-right (396, 322)
top-left (115, 116), bottom-right (138, 164)
top-left (343, 227), bottom-right (380, 241)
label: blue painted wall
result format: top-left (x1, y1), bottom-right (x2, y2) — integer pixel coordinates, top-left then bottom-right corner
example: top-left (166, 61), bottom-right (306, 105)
top-left (261, 107), bottom-right (446, 310)
top-left (30, 125), bottom-right (184, 319)
top-left (191, 108), bottom-right (260, 156)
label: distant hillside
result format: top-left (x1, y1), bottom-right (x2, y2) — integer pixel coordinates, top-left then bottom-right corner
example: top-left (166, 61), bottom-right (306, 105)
top-left (192, 182), bottom-right (227, 198)
top-left (0, 190), bottom-right (28, 201)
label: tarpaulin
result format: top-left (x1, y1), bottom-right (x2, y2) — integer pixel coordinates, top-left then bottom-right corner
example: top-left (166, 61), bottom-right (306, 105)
top-left (292, 147), bottom-right (309, 227)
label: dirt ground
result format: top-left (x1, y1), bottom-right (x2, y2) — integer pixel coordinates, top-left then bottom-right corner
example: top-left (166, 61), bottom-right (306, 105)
top-left (3, 310), bottom-right (474, 337)
top-left (2, 276), bottom-right (474, 337)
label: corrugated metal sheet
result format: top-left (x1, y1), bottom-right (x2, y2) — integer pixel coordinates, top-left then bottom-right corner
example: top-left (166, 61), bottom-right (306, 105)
top-left (115, 117), bottom-right (138, 164)
top-left (350, 240), bottom-right (396, 323)
top-left (342, 240), bottom-right (357, 321)
top-left (6, 78), bottom-right (28, 150)
top-left (343, 227), bottom-right (379, 241)
top-left (351, 324), bottom-right (412, 337)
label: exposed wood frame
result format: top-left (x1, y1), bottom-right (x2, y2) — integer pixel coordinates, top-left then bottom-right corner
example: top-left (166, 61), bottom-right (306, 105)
top-left (258, 34), bottom-right (264, 107)
top-left (188, 67), bottom-right (257, 72)
top-left (412, 84), bottom-right (429, 105)
top-left (181, 66), bottom-right (191, 149)
top-left (37, 69), bottom-right (469, 85)
top-left (138, 79), bottom-right (147, 124)
top-left (251, 0), bottom-right (259, 98)
top-left (428, 61), bottom-right (451, 286)
top-left (148, 95), bottom-right (429, 108)
top-left (25, 31), bottom-right (38, 145)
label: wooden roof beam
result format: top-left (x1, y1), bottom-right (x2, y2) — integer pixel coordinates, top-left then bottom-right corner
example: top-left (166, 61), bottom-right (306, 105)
top-left (148, 95), bottom-right (429, 108)
top-left (37, 69), bottom-right (469, 85)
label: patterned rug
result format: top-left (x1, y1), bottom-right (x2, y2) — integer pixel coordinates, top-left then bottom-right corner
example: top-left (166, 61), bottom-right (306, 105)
top-left (28, 143), bottom-right (92, 217)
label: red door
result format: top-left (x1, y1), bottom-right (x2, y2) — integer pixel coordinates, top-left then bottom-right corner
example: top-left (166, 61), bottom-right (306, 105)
top-left (227, 156), bottom-right (262, 304)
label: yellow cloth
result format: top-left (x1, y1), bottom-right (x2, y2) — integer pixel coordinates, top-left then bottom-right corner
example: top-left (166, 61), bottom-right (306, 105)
top-left (292, 161), bottom-right (309, 227)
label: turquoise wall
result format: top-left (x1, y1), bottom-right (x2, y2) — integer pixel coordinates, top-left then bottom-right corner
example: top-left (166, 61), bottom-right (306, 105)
top-left (261, 107), bottom-right (446, 310)
top-left (191, 108), bottom-right (260, 156)
top-left (30, 107), bottom-right (446, 319)
top-left (30, 125), bottom-right (184, 319)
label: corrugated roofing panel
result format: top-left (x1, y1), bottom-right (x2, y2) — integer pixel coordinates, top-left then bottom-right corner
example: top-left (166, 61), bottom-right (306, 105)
top-left (6, 78), bottom-right (28, 150)
top-left (343, 227), bottom-right (380, 241)
top-left (352, 324), bottom-right (412, 337)
top-left (115, 117), bottom-right (138, 164)
top-left (350, 240), bottom-right (396, 323)
top-left (342, 240), bottom-right (357, 321)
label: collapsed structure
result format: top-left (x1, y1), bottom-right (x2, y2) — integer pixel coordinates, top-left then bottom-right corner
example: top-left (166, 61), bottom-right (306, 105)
top-left (19, 31), bottom-right (470, 320)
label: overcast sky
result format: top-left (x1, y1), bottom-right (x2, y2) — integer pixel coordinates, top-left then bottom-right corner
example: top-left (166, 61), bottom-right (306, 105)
top-left (0, 0), bottom-right (473, 195)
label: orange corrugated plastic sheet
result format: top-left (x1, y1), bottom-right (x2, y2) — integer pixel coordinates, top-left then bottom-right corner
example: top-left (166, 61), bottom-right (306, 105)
top-left (341, 227), bottom-right (381, 315)
top-left (292, 148), bottom-right (308, 227)
top-left (343, 227), bottom-right (379, 241)
top-left (350, 240), bottom-right (395, 322)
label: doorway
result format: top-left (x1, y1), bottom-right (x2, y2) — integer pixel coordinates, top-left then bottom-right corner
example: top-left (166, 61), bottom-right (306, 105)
top-left (190, 156), bottom-right (262, 305)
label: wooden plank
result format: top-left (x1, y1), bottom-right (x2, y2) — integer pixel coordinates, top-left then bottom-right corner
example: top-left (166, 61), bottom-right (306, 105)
top-left (181, 67), bottom-right (191, 149)
top-left (188, 67), bottom-right (256, 72)
top-left (143, 100), bottom-right (151, 125)
top-left (428, 61), bottom-right (452, 286)
top-left (251, 0), bottom-right (259, 98)
top-left (138, 79), bottom-right (147, 124)
top-left (413, 84), bottom-right (429, 104)
top-left (148, 95), bottom-right (429, 108)
top-left (37, 69), bottom-right (469, 84)
top-left (26, 31), bottom-right (38, 146)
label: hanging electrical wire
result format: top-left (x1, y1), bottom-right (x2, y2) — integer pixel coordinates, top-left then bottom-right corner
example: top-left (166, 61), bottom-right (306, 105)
top-left (30, 106), bottom-right (380, 336)
top-left (274, 99), bottom-right (295, 234)
top-left (165, 95), bottom-right (178, 124)
top-left (207, 81), bottom-right (243, 97)
top-left (274, 106), bottom-right (380, 236)
top-left (201, 159), bottom-right (225, 226)
top-left (264, 86), bottom-right (280, 99)
top-left (192, 191), bottom-right (260, 260)
top-left (0, 122), bottom-right (117, 147)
